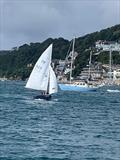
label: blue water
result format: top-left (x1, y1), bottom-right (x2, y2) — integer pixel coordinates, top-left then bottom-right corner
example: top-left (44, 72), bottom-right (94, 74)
top-left (0, 81), bottom-right (120, 160)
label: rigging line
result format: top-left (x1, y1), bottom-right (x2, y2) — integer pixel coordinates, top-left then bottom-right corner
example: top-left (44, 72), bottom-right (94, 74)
top-left (61, 40), bottom-right (73, 74)
top-left (65, 40), bottom-right (73, 61)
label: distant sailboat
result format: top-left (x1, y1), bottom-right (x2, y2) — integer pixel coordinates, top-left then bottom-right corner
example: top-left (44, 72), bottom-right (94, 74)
top-left (107, 89), bottom-right (120, 93)
top-left (59, 38), bottom-right (99, 92)
top-left (25, 44), bottom-right (58, 100)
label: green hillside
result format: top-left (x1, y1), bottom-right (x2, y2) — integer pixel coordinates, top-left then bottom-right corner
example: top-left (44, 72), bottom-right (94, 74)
top-left (0, 24), bottom-right (120, 80)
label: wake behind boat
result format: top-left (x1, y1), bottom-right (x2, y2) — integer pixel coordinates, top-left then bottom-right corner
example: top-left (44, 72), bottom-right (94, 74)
top-left (25, 44), bottom-right (58, 100)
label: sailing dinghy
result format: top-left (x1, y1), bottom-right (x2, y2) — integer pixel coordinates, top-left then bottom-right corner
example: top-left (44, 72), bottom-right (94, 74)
top-left (25, 44), bottom-right (58, 100)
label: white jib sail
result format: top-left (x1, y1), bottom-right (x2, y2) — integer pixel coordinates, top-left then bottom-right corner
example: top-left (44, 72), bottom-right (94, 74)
top-left (25, 44), bottom-right (52, 91)
top-left (49, 66), bottom-right (58, 94)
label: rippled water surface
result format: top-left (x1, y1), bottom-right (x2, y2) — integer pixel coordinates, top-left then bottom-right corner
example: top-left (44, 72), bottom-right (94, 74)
top-left (0, 81), bottom-right (120, 160)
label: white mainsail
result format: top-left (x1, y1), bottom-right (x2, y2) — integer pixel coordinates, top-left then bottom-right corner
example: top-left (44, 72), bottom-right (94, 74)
top-left (49, 66), bottom-right (58, 94)
top-left (25, 44), bottom-right (52, 91)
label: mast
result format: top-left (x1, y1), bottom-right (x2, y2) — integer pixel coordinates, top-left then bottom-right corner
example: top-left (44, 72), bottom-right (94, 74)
top-left (109, 46), bottom-right (112, 83)
top-left (88, 50), bottom-right (92, 80)
top-left (70, 37), bottom-right (75, 83)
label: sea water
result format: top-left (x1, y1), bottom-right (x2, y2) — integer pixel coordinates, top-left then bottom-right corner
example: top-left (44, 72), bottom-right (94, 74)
top-left (0, 80), bottom-right (120, 160)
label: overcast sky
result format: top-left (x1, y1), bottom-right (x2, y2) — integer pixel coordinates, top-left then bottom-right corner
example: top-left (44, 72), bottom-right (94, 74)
top-left (0, 0), bottom-right (120, 50)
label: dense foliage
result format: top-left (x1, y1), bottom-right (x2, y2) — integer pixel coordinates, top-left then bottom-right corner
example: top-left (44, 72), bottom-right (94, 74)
top-left (0, 24), bottom-right (120, 79)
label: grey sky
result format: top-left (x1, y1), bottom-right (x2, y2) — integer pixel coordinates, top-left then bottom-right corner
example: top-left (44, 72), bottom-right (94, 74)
top-left (0, 0), bottom-right (120, 50)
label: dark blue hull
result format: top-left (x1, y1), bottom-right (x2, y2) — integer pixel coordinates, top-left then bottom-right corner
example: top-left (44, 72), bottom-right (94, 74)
top-left (34, 94), bottom-right (51, 101)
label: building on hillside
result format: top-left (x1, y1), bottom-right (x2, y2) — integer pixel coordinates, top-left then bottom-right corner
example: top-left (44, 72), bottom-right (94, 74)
top-left (113, 68), bottom-right (120, 85)
top-left (95, 40), bottom-right (120, 51)
top-left (77, 63), bottom-right (104, 80)
top-left (56, 51), bottom-right (78, 81)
